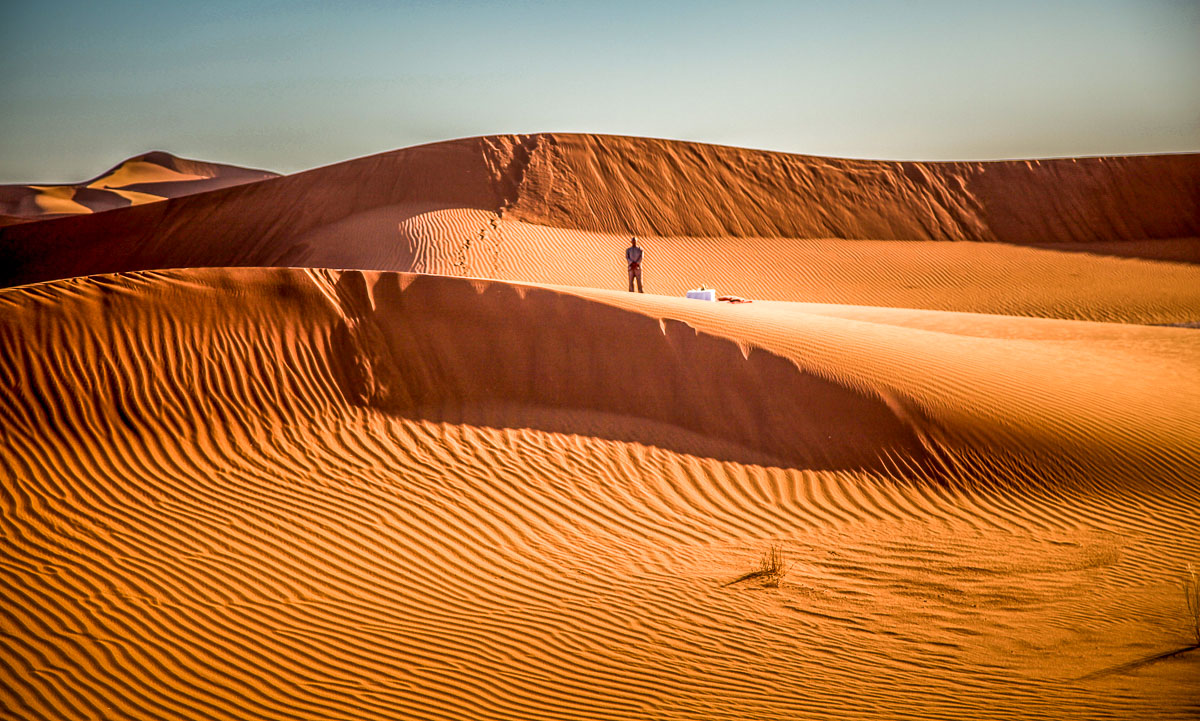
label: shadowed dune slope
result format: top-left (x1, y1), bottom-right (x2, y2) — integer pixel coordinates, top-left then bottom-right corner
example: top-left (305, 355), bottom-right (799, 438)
top-left (2, 135), bottom-right (1197, 292)
top-left (2, 268), bottom-right (1199, 720)
top-left (0, 151), bottom-right (278, 221)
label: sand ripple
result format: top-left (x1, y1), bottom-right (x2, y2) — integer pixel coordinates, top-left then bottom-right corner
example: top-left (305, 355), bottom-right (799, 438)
top-left (2, 268), bottom-right (1198, 720)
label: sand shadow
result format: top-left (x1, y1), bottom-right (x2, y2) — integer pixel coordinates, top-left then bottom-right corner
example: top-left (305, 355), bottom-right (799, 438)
top-left (324, 271), bottom-right (936, 474)
top-left (1079, 644), bottom-right (1199, 680)
top-left (1024, 238), bottom-right (1200, 266)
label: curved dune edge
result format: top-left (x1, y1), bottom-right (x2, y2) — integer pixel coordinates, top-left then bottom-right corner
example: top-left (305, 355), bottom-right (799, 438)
top-left (2, 267), bottom-right (1199, 720)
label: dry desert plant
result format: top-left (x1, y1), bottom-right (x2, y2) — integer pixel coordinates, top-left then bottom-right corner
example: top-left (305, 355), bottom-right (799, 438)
top-left (1185, 563), bottom-right (1200, 647)
top-left (723, 545), bottom-right (791, 588)
top-left (1081, 563), bottom-right (1200, 680)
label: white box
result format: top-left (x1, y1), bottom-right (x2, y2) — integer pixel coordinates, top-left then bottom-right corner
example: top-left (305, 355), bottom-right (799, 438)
top-left (686, 288), bottom-right (717, 301)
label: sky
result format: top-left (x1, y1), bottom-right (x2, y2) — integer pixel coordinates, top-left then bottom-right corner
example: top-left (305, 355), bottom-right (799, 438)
top-left (1, 0), bottom-right (1197, 183)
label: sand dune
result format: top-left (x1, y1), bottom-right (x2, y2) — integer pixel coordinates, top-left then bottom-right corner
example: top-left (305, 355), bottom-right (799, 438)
top-left (1, 135), bottom-right (1197, 323)
top-left (3, 135), bottom-right (1199, 719)
top-left (2, 267), bottom-right (1198, 720)
top-left (0, 150), bottom-right (278, 222)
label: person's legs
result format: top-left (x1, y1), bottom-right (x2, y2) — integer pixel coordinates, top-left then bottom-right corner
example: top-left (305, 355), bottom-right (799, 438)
top-left (628, 264), bottom-right (635, 292)
top-left (635, 266), bottom-right (643, 293)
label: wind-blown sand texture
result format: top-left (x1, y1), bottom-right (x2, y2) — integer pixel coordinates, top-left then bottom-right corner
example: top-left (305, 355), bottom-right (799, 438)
top-left (0, 151), bottom-right (279, 222)
top-left (1, 135), bottom-right (1199, 720)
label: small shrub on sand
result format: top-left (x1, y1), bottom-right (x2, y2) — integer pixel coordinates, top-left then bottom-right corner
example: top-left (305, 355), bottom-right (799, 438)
top-left (1186, 564), bottom-right (1200, 646)
top-left (723, 545), bottom-right (791, 588)
top-left (1081, 564), bottom-right (1200, 680)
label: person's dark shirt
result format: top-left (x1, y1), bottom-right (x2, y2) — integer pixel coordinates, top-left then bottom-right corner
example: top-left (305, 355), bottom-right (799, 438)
top-left (626, 246), bottom-right (643, 264)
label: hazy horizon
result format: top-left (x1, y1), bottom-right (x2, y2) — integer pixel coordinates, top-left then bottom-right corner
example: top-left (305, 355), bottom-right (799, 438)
top-left (2, 0), bottom-right (1197, 183)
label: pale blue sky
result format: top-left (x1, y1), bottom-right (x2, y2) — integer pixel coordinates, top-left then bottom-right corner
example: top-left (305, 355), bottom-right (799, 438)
top-left (1, 0), bottom-right (1197, 183)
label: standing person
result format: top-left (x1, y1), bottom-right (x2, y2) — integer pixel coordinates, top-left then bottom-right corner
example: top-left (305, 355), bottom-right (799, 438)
top-left (626, 237), bottom-right (644, 293)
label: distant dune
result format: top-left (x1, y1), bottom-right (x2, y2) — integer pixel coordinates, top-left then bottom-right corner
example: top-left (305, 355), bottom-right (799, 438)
top-left (2, 137), bottom-right (1199, 720)
top-left (0, 150), bottom-right (278, 221)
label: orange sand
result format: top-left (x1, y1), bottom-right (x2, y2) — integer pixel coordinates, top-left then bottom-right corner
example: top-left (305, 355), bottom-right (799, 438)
top-left (1, 136), bottom-right (1199, 720)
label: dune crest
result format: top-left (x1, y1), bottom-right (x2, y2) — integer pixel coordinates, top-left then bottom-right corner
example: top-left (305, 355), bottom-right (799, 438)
top-left (1, 135), bottom-right (1197, 309)
top-left (483, 134), bottom-right (1200, 242)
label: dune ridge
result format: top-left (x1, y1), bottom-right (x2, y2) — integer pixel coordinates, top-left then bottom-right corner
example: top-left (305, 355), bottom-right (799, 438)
top-left (1, 134), bottom-right (1197, 294)
top-left (2, 267), bottom-right (1199, 720)
top-left (486, 134), bottom-right (1200, 242)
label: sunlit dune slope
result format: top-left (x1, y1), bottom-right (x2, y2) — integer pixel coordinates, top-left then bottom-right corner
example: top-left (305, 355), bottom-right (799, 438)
top-left (407, 217), bottom-right (1200, 324)
top-left (1, 135), bottom-right (1197, 324)
top-left (2, 268), bottom-right (1198, 720)
top-left (0, 150), bottom-right (278, 221)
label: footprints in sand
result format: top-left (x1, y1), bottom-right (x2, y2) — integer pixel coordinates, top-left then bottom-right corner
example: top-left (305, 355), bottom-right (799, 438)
top-left (452, 212), bottom-right (504, 279)
top-left (452, 134), bottom-right (541, 278)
